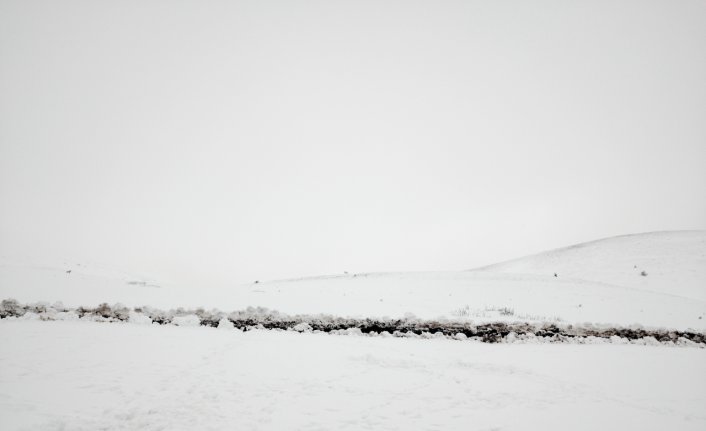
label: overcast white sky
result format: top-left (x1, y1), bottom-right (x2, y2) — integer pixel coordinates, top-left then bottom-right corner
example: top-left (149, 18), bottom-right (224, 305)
top-left (1, 0), bottom-right (705, 286)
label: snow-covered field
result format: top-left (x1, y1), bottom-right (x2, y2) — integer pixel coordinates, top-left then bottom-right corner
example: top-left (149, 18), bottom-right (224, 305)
top-left (1, 320), bottom-right (704, 431)
top-left (1, 231), bottom-right (705, 430)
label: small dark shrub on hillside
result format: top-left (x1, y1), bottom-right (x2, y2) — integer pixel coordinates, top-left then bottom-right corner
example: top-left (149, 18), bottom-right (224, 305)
top-left (640, 270), bottom-right (648, 277)
top-left (498, 307), bottom-right (515, 316)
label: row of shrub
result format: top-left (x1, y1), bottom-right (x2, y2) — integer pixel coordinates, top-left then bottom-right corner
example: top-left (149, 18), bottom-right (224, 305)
top-left (1, 298), bottom-right (704, 345)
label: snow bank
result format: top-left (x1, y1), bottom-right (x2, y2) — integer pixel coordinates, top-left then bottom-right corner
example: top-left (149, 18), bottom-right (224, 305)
top-left (171, 314), bottom-right (201, 327)
top-left (128, 311), bottom-right (153, 325)
top-left (217, 318), bottom-right (235, 330)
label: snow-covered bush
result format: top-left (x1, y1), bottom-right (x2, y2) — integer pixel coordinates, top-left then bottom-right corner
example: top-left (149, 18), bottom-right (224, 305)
top-left (171, 314), bottom-right (201, 327)
top-left (27, 301), bottom-right (50, 314)
top-left (76, 303), bottom-right (113, 319)
top-left (0, 299), bottom-right (25, 318)
top-left (40, 309), bottom-right (58, 321)
top-left (198, 309), bottom-right (224, 327)
top-left (128, 311), bottom-right (153, 325)
top-left (111, 303), bottom-right (131, 321)
top-left (293, 322), bottom-right (313, 333)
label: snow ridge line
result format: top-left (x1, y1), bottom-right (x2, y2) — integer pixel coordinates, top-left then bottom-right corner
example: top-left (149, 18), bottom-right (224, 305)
top-left (1, 299), bottom-right (704, 346)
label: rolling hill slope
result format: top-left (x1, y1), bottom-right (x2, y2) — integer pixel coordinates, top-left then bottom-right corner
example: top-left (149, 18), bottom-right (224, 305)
top-left (474, 230), bottom-right (706, 301)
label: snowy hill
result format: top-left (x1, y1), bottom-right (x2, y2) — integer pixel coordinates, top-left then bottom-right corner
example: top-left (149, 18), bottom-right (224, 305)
top-left (1, 231), bottom-right (704, 330)
top-left (474, 230), bottom-right (706, 302)
top-left (0, 256), bottom-right (166, 309)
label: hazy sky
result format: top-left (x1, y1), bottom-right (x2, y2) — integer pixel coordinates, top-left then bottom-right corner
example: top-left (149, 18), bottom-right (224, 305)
top-left (1, 0), bottom-right (705, 286)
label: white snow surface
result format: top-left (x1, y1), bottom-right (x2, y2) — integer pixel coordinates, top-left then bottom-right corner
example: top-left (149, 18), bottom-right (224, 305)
top-left (1, 231), bottom-right (705, 330)
top-left (170, 314), bottom-right (201, 327)
top-left (1, 319), bottom-right (704, 431)
top-left (476, 230), bottom-right (706, 302)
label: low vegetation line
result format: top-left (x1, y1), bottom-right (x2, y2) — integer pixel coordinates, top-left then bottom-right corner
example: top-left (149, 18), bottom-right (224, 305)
top-left (1, 299), bottom-right (704, 346)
